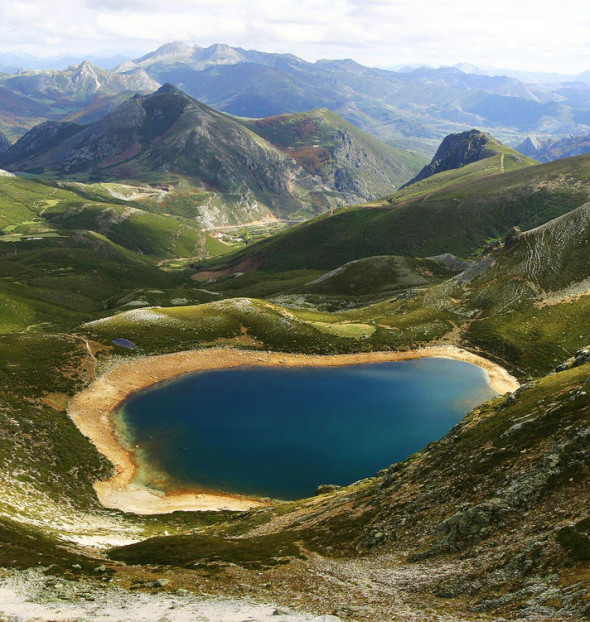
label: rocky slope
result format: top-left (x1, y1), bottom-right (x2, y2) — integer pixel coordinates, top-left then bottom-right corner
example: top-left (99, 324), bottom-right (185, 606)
top-left (403, 129), bottom-right (529, 186)
top-left (242, 108), bottom-right (424, 200)
top-left (1, 86), bottom-right (420, 224)
top-left (1, 168), bottom-right (590, 619)
top-left (0, 130), bottom-right (10, 155)
top-left (517, 132), bottom-right (590, 163)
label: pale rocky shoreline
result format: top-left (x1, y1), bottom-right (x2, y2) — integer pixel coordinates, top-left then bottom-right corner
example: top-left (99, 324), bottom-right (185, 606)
top-left (68, 346), bottom-right (519, 515)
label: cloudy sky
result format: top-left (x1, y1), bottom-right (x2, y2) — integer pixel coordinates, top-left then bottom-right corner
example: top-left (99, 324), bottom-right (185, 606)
top-left (1, 0), bottom-right (589, 73)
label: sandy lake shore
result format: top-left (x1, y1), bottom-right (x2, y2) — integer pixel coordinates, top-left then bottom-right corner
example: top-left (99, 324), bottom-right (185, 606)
top-left (68, 346), bottom-right (519, 515)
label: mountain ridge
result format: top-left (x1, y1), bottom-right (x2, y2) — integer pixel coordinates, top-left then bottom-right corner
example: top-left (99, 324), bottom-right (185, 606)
top-left (0, 61), bottom-right (159, 139)
top-left (109, 41), bottom-right (590, 156)
top-left (0, 130), bottom-right (10, 155)
top-left (517, 132), bottom-right (590, 163)
top-left (1, 85), bottom-right (420, 225)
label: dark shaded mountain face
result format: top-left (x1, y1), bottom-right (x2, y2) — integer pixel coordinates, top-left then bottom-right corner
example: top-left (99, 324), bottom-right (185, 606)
top-left (0, 131), bottom-right (10, 156)
top-left (0, 85), bottom-right (417, 218)
top-left (0, 85), bottom-right (295, 187)
top-left (404, 129), bottom-right (502, 185)
top-left (517, 133), bottom-right (590, 163)
top-left (113, 43), bottom-right (590, 155)
top-left (0, 122), bottom-right (83, 168)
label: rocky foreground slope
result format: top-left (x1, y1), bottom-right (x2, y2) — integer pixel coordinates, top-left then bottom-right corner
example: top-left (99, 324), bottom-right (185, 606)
top-left (1, 132), bottom-right (590, 619)
top-left (0, 182), bottom-right (589, 618)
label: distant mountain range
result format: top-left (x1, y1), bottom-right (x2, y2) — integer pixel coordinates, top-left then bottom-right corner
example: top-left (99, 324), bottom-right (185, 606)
top-left (0, 61), bottom-right (158, 139)
top-left (517, 133), bottom-right (590, 163)
top-left (390, 62), bottom-right (590, 85)
top-left (3, 42), bottom-right (590, 157)
top-left (0, 85), bottom-right (420, 225)
top-left (112, 43), bottom-right (590, 154)
top-left (0, 51), bottom-right (137, 73)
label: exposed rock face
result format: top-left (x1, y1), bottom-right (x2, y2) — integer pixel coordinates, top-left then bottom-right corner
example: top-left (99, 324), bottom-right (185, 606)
top-left (555, 348), bottom-right (590, 373)
top-left (249, 108), bottom-right (420, 202)
top-left (517, 132), bottom-right (590, 163)
top-left (517, 135), bottom-right (544, 157)
top-left (0, 131), bottom-right (10, 155)
top-left (504, 225), bottom-right (523, 250)
top-left (403, 129), bottom-right (501, 186)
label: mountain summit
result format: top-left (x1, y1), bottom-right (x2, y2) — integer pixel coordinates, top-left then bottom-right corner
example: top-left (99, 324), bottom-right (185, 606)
top-left (0, 86), bottom-right (418, 224)
top-left (403, 129), bottom-right (509, 186)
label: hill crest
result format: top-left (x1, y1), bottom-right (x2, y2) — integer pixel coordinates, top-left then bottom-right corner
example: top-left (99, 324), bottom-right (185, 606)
top-left (404, 129), bottom-right (507, 186)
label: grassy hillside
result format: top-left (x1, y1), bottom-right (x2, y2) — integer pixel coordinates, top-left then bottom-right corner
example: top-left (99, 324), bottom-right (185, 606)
top-left (198, 153), bottom-right (589, 274)
top-left (3, 125), bottom-right (590, 619)
top-left (0, 175), bottom-right (239, 333)
top-left (0, 175), bottom-right (206, 257)
top-left (0, 232), bottom-right (185, 332)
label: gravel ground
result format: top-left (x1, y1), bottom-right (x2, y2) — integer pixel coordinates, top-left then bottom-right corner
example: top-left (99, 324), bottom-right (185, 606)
top-left (0, 569), bottom-right (326, 622)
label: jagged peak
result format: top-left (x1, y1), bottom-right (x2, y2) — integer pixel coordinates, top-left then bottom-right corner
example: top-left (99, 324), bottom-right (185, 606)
top-left (72, 59), bottom-right (100, 74)
top-left (155, 82), bottom-right (184, 95)
top-left (403, 129), bottom-right (504, 187)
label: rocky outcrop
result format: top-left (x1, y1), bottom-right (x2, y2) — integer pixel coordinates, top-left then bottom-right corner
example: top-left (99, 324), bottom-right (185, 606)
top-left (555, 348), bottom-right (590, 373)
top-left (504, 225), bottom-right (523, 250)
top-left (250, 108), bottom-right (421, 202)
top-left (403, 129), bottom-right (502, 186)
top-left (517, 135), bottom-right (544, 158)
top-left (0, 131), bottom-right (10, 156)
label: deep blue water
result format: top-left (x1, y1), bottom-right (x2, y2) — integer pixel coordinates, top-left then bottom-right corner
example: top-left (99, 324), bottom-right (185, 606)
top-left (118, 358), bottom-right (496, 500)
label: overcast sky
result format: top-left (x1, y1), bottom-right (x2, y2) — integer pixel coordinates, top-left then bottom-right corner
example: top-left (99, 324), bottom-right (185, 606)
top-left (1, 0), bottom-right (589, 73)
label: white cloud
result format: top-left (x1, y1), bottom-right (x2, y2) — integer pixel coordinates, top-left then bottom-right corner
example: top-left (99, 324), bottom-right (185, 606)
top-left (0, 0), bottom-right (588, 73)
